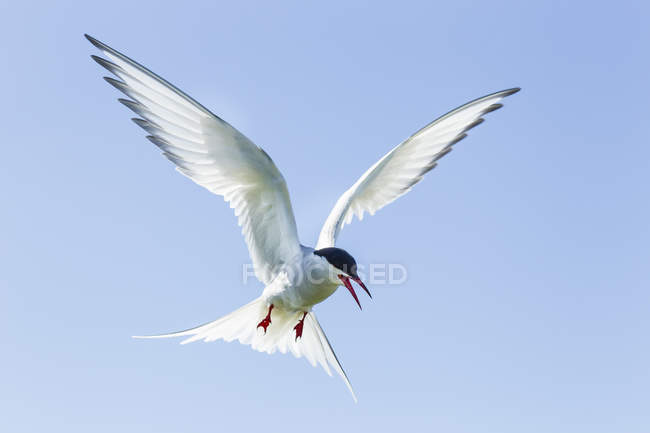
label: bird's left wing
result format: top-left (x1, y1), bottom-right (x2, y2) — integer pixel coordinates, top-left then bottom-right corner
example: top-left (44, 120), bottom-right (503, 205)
top-left (86, 35), bottom-right (301, 285)
top-left (316, 88), bottom-right (520, 249)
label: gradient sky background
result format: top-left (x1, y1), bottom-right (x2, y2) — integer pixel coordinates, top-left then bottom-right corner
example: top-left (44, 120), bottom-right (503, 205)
top-left (2, 1), bottom-right (649, 432)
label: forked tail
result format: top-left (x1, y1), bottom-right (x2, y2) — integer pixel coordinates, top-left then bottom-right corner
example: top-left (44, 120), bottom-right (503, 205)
top-left (134, 297), bottom-right (357, 401)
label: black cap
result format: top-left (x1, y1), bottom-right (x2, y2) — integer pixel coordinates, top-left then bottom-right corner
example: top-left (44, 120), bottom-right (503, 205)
top-left (314, 247), bottom-right (358, 277)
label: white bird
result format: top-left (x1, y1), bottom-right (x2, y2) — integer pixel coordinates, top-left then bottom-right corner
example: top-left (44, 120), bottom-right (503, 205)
top-left (86, 34), bottom-right (519, 401)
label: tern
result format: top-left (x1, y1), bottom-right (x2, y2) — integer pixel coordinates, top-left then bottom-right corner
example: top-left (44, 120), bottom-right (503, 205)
top-left (86, 34), bottom-right (519, 401)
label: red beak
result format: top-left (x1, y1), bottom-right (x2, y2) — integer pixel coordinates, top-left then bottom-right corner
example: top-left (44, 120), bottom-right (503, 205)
top-left (352, 276), bottom-right (372, 299)
top-left (338, 274), bottom-right (371, 310)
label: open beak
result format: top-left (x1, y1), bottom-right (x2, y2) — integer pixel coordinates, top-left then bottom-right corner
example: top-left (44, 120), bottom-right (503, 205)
top-left (352, 276), bottom-right (372, 299)
top-left (338, 274), bottom-right (372, 310)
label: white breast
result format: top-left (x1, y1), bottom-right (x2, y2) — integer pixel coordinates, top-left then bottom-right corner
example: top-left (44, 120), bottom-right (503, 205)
top-left (262, 245), bottom-right (341, 311)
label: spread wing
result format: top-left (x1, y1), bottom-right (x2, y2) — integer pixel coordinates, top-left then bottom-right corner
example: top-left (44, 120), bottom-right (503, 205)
top-left (316, 88), bottom-right (520, 249)
top-left (86, 35), bottom-right (301, 285)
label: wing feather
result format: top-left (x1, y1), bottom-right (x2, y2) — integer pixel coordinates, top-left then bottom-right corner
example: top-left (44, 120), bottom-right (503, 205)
top-left (316, 88), bottom-right (520, 248)
top-left (87, 35), bottom-right (301, 284)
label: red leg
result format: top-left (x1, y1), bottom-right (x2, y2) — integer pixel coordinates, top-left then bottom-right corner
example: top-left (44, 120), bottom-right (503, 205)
top-left (257, 304), bottom-right (274, 334)
top-left (293, 312), bottom-right (308, 341)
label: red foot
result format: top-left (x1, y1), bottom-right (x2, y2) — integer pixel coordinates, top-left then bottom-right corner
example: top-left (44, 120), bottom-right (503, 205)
top-left (257, 304), bottom-right (274, 334)
top-left (293, 312), bottom-right (308, 341)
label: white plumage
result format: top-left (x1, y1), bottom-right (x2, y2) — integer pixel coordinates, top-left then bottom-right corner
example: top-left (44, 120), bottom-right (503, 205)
top-left (316, 89), bottom-right (518, 249)
top-left (89, 36), bottom-right (301, 286)
top-left (86, 34), bottom-right (519, 402)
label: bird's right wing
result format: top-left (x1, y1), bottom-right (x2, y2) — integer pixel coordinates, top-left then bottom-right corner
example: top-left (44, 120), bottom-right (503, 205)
top-left (316, 88), bottom-right (520, 249)
top-left (86, 35), bottom-right (302, 285)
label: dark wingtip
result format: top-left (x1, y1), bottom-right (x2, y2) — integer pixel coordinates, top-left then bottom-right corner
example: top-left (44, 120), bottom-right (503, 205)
top-left (462, 117), bottom-right (484, 133)
top-left (118, 98), bottom-right (141, 112)
top-left (483, 103), bottom-right (503, 114)
top-left (433, 146), bottom-right (452, 162)
top-left (449, 133), bottom-right (467, 146)
top-left (131, 117), bottom-right (148, 127)
top-left (103, 76), bottom-right (125, 90)
top-left (503, 87), bottom-right (521, 96)
top-left (90, 54), bottom-right (118, 71)
top-left (84, 34), bottom-right (103, 49)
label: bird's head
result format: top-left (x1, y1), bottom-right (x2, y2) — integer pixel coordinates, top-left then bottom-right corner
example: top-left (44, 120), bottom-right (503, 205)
top-left (314, 247), bottom-right (371, 309)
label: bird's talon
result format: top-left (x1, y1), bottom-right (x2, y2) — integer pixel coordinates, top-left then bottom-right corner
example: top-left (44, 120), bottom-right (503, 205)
top-left (257, 304), bottom-right (274, 334)
top-left (293, 312), bottom-right (308, 341)
top-left (257, 318), bottom-right (271, 334)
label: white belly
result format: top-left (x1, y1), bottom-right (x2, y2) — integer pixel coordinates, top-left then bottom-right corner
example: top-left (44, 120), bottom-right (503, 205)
top-left (262, 245), bottom-right (340, 310)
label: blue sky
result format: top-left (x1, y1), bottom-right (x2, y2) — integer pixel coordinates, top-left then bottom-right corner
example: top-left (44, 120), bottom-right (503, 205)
top-left (2, 1), bottom-right (649, 432)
